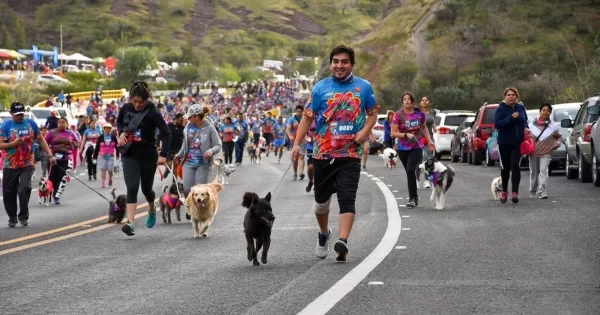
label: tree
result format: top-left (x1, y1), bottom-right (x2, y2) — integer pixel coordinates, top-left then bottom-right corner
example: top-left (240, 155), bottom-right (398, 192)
top-left (218, 63), bottom-right (241, 86)
top-left (94, 38), bottom-right (118, 57)
top-left (297, 59), bottom-right (317, 76)
top-left (114, 47), bottom-right (157, 85)
top-left (172, 65), bottom-right (200, 85)
top-left (376, 54), bottom-right (419, 108)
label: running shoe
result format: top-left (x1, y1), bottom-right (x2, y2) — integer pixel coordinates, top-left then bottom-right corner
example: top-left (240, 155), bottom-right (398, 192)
top-left (122, 222), bottom-right (135, 236)
top-left (316, 228), bottom-right (331, 259)
top-left (500, 192), bottom-right (508, 203)
top-left (146, 204), bottom-right (157, 228)
top-left (20, 220), bottom-right (28, 227)
top-left (511, 192), bottom-right (519, 204)
top-left (334, 238), bottom-right (349, 262)
top-left (306, 181), bottom-right (313, 192)
top-left (108, 178), bottom-right (113, 186)
top-left (299, 174), bottom-right (305, 180)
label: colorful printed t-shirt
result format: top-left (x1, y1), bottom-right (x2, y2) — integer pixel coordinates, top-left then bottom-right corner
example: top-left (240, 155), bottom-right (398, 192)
top-left (273, 122), bottom-right (286, 140)
top-left (45, 129), bottom-right (79, 160)
top-left (393, 109), bottom-right (426, 150)
top-left (186, 124), bottom-right (204, 167)
top-left (0, 119), bottom-right (40, 169)
top-left (84, 128), bottom-right (101, 144)
top-left (305, 75), bottom-right (380, 159)
top-left (287, 115), bottom-right (302, 139)
top-left (263, 117), bottom-right (277, 134)
top-left (306, 120), bottom-right (317, 151)
top-left (220, 124), bottom-right (238, 142)
top-left (251, 120), bottom-right (263, 134)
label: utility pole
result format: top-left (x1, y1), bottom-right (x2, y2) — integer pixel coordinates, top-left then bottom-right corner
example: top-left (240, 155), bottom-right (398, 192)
top-left (60, 23), bottom-right (63, 66)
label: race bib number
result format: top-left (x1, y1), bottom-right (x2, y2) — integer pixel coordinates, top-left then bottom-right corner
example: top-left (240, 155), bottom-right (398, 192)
top-left (133, 129), bottom-right (142, 142)
top-left (331, 122), bottom-right (356, 137)
top-left (406, 119), bottom-right (421, 131)
top-left (54, 152), bottom-right (64, 159)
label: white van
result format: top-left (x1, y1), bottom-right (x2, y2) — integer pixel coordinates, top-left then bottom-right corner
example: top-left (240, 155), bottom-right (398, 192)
top-left (28, 107), bottom-right (78, 128)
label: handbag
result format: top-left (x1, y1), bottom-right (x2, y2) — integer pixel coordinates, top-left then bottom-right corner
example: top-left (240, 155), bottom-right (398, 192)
top-left (521, 123), bottom-right (550, 156)
top-left (117, 108), bottom-right (151, 155)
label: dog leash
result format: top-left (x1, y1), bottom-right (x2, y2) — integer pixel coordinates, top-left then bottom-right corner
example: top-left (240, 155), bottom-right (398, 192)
top-left (53, 163), bottom-right (113, 204)
top-left (270, 141), bottom-right (355, 196)
top-left (162, 163), bottom-right (185, 204)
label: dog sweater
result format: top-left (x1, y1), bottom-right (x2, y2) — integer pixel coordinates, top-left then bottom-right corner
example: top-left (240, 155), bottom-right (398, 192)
top-left (162, 193), bottom-right (181, 209)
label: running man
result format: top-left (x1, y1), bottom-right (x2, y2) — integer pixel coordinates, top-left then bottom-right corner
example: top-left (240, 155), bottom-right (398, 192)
top-left (287, 105), bottom-right (305, 180)
top-left (262, 111), bottom-right (277, 156)
top-left (273, 116), bottom-right (287, 163)
top-left (292, 45), bottom-right (379, 262)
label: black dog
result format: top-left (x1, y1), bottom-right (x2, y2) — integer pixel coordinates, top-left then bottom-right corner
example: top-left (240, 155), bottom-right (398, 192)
top-left (108, 188), bottom-right (126, 223)
top-left (242, 192), bottom-right (275, 266)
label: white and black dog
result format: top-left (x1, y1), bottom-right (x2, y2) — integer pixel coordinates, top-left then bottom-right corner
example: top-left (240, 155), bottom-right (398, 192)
top-left (491, 177), bottom-right (503, 200)
top-left (213, 156), bottom-right (235, 185)
top-left (418, 157), bottom-right (456, 210)
top-left (378, 147), bottom-right (398, 169)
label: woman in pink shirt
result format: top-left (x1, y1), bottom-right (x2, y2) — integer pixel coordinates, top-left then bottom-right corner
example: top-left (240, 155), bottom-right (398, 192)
top-left (45, 117), bottom-right (79, 205)
top-left (93, 123), bottom-right (119, 188)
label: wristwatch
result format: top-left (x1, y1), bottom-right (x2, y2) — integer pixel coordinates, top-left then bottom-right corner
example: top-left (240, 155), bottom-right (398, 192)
top-left (404, 133), bottom-right (408, 139)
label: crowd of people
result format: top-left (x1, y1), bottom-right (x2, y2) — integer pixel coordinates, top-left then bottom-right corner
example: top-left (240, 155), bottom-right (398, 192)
top-left (1, 45), bottom-right (564, 262)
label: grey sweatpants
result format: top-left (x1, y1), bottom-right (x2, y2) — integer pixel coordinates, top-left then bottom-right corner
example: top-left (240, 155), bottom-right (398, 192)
top-left (529, 156), bottom-right (551, 196)
top-left (182, 164), bottom-right (211, 196)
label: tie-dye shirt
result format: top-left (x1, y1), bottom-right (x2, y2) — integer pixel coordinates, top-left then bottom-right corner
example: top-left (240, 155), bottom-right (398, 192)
top-left (305, 75), bottom-right (380, 159)
top-left (220, 124), bottom-right (238, 142)
top-left (0, 119), bottom-right (40, 169)
top-left (393, 109), bottom-right (426, 150)
top-left (273, 122), bottom-right (286, 140)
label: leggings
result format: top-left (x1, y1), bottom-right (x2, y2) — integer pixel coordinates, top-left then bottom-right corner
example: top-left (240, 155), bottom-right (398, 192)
top-left (122, 153), bottom-right (158, 203)
top-left (498, 144), bottom-right (522, 193)
top-left (182, 164), bottom-right (211, 196)
top-left (85, 145), bottom-right (97, 177)
top-left (397, 148), bottom-right (423, 199)
top-left (49, 158), bottom-right (73, 200)
top-left (223, 141), bottom-right (234, 165)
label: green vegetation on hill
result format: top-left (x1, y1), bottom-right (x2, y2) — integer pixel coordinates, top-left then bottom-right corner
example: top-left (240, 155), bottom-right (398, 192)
top-left (2, 0), bottom-right (599, 110)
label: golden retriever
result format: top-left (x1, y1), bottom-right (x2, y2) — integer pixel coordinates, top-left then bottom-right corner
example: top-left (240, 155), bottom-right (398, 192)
top-left (185, 183), bottom-right (224, 238)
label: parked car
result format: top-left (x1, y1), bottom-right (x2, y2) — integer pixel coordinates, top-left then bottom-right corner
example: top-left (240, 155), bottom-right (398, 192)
top-left (37, 74), bottom-right (71, 86)
top-left (548, 103), bottom-right (581, 174)
top-left (450, 116), bottom-right (475, 163)
top-left (465, 103), bottom-right (498, 165)
top-left (561, 94), bottom-right (600, 182)
top-left (432, 111), bottom-right (475, 159)
top-left (372, 114), bottom-right (388, 142)
top-left (0, 110), bottom-right (38, 122)
top-left (27, 107), bottom-right (78, 129)
top-left (587, 104), bottom-right (600, 186)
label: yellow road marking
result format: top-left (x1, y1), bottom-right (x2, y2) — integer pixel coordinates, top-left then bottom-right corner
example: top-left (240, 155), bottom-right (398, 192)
top-left (0, 210), bottom-right (152, 257)
top-left (0, 199), bottom-right (158, 248)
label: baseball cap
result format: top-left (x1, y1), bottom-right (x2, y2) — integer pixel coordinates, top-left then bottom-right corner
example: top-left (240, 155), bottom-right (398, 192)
top-left (10, 102), bottom-right (25, 115)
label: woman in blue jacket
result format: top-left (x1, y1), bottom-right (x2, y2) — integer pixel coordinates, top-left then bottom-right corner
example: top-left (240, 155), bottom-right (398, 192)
top-left (383, 110), bottom-right (394, 148)
top-left (493, 87), bottom-right (529, 204)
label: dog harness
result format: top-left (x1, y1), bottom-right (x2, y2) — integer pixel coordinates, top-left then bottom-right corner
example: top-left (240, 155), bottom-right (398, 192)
top-left (113, 204), bottom-right (121, 212)
top-left (427, 171), bottom-right (441, 186)
top-left (162, 193), bottom-right (181, 208)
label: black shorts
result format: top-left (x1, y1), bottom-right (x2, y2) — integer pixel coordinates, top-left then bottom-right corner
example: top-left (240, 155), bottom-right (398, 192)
top-left (264, 133), bottom-right (274, 145)
top-left (313, 158), bottom-right (361, 214)
top-left (307, 149), bottom-right (315, 165)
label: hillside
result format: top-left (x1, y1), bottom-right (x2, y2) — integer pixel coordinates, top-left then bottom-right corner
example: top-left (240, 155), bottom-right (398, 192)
top-left (2, 0), bottom-right (600, 109)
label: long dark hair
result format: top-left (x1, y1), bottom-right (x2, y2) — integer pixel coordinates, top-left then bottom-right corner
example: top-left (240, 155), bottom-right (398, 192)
top-left (130, 81), bottom-right (151, 100)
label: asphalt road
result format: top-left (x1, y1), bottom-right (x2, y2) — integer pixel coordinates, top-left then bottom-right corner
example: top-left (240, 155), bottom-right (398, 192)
top-left (0, 152), bottom-right (598, 315)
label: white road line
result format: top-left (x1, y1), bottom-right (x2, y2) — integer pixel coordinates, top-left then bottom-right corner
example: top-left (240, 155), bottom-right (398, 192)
top-left (395, 246), bottom-right (407, 250)
top-left (367, 281), bottom-right (384, 285)
top-left (297, 173), bottom-right (402, 315)
top-left (402, 215), bottom-right (410, 218)
top-left (402, 228), bottom-right (411, 231)
top-left (392, 190), bottom-right (398, 193)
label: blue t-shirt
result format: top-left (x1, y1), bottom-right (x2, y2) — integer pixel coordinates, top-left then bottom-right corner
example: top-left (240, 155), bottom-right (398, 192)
top-left (251, 120), bottom-right (263, 134)
top-left (0, 119), bottom-right (40, 169)
top-left (262, 117), bottom-right (277, 134)
top-left (237, 120), bottom-right (249, 141)
top-left (220, 123), bottom-right (238, 142)
top-left (306, 75), bottom-right (380, 158)
top-left (287, 116), bottom-right (302, 138)
top-left (83, 128), bottom-right (102, 145)
top-left (273, 122), bottom-right (286, 140)
top-left (186, 124), bottom-right (204, 167)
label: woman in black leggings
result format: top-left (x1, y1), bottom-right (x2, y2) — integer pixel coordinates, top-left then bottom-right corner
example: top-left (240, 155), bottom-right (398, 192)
top-left (219, 116), bottom-right (238, 165)
top-left (391, 92), bottom-right (435, 208)
top-left (117, 81), bottom-right (171, 236)
top-left (494, 87), bottom-right (529, 204)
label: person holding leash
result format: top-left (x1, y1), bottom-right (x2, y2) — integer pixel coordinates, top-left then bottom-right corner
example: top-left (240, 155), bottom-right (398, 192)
top-left (117, 81), bottom-right (171, 236)
top-left (45, 117), bottom-right (80, 205)
top-left (1, 102), bottom-right (55, 226)
top-left (292, 45), bottom-right (379, 262)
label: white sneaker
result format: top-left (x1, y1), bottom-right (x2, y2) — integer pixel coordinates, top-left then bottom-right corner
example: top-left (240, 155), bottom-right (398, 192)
top-left (423, 181), bottom-right (431, 188)
top-left (316, 228), bottom-right (331, 259)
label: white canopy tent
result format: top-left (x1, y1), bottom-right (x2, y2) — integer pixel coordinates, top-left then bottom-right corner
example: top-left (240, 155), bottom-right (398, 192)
top-left (68, 53), bottom-right (92, 62)
top-left (58, 53), bottom-right (71, 60)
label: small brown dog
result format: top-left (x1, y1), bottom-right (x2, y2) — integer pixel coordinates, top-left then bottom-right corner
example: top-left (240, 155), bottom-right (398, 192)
top-left (185, 183), bottom-right (224, 238)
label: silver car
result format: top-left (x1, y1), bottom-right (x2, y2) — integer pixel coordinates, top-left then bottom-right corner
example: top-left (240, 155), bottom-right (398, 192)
top-left (548, 103), bottom-right (581, 174)
top-left (587, 104), bottom-right (600, 186)
top-left (561, 97), bottom-right (600, 182)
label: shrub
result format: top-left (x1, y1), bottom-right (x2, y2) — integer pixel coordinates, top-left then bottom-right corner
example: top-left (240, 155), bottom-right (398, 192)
top-left (431, 86), bottom-right (469, 110)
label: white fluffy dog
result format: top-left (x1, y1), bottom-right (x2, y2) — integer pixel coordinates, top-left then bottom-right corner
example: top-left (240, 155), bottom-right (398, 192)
top-left (419, 157), bottom-right (456, 211)
top-left (378, 147), bottom-right (398, 169)
top-left (491, 177), bottom-right (503, 200)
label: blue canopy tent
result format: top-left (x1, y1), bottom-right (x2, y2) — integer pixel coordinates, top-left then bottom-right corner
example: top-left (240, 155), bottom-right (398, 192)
top-left (18, 45), bottom-right (59, 67)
